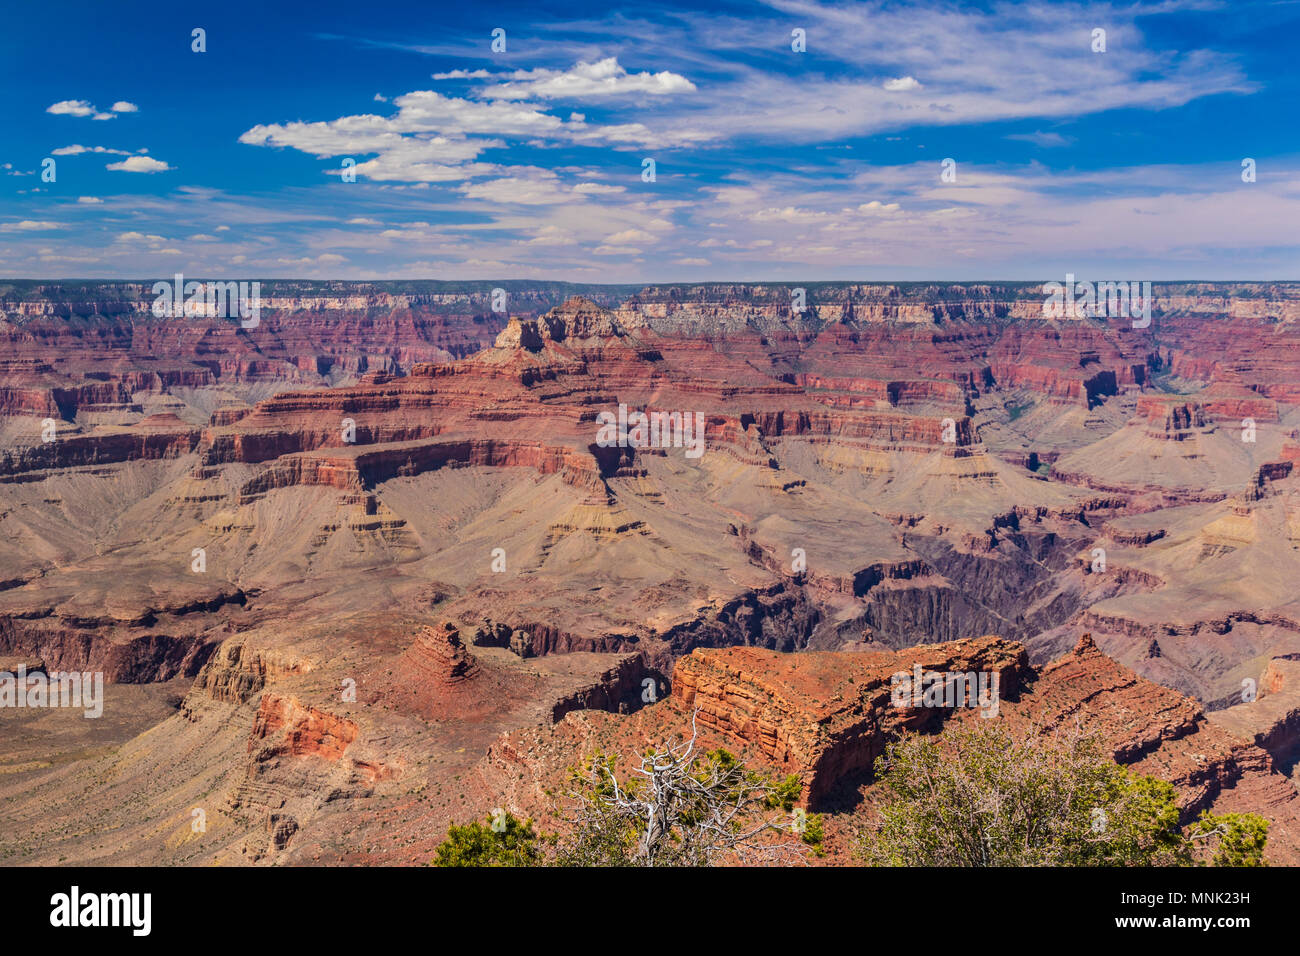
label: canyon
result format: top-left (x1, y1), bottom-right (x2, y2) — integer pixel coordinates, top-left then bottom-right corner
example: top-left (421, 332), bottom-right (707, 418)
top-left (2, 279), bottom-right (1300, 864)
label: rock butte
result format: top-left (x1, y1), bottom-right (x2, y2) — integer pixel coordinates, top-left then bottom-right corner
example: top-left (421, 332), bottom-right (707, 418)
top-left (1, 280), bottom-right (1300, 864)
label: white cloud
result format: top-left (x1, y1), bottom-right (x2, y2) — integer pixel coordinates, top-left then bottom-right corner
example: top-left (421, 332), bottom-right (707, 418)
top-left (883, 76), bottom-right (922, 92)
top-left (241, 93), bottom-right (563, 158)
top-left (525, 226), bottom-right (577, 246)
top-left (337, 154), bottom-right (496, 184)
top-left (460, 175), bottom-right (572, 205)
top-left (479, 58), bottom-right (696, 100)
top-left (47, 100), bottom-right (97, 117)
top-left (431, 69), bottom-right (492, 80)
top-left (613, 4), bottom-right (1255, 145)
top-left (572, 182), bottom-right (626, 195)
top-left (36, 254), bottom-right (101, 264)
top-left (106, 156), bottom-right (172, 173)
top-left (239, 65), bottom-right (715, 183)
top-left (750, 206), bottom-right (830, 224)
top-left (52, 145), bottom-right (131, 156)
top-left (46, 99), bottom-right (129, 120)
top-left (1007, 130), bottom-right (1073, 147)
top-left (77, 196), bottom-right (103, 204)
top-left (0, 220), bottom-right (61, 232)
top-left (604, 228), bottom-right (656, 244)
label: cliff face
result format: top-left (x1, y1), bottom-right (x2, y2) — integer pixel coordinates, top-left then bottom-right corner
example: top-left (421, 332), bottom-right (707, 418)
top-left (4, 282), bottom-right (1300, 865)
top-left (475, 634), bottom-right (1300, 864)
top-left (672, 636), bottom-right (1026, 805)
top-left (1209, 658), bottom-right (1300, 770)
top-left (5, 288), bottom-right (1300, 694)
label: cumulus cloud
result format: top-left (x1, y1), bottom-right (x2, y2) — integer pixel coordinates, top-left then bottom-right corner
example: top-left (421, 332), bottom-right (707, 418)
top-left (883, 76), bottom-right (922, 92)
top-left (105, 156), bottom-right (172, 173)
top-left (47, 99), bottom-right (130, 120)
top-left (238, 64), bottom-right (713, 184)
top-left (241, 92), bottom-right (562, 155)
top-left (473, 58), bottom-right (696, 100)
top-left (47, 100), bottom-right (97, 117)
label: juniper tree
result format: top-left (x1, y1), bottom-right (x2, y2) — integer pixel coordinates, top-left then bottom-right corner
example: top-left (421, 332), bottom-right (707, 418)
top-left (858, 721), bottom-right (1267, 867)
top-left (556, 712), bottom-right (821, 866)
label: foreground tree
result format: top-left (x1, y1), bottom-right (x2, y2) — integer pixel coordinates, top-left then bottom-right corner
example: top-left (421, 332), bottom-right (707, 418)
top-left (858, 721), bottom-right (1268, 867)
top-left (1190, 812), bottom-right (1270, 867)
top-left (432, 812), bottom-right (545, 867)
top-left (555, 713), bottom-right (822, 866)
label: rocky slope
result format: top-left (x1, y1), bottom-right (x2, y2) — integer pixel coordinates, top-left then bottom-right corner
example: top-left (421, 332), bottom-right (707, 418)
top-left (2, 281), bottom-right (1299, 864)
top-left (473, 634), bottom-right (1300, 864)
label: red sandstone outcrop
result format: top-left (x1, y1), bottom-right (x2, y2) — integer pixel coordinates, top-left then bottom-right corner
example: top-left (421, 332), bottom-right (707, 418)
top-left (400, 622), bottom-right (480, 685)
top-left (672, 636), bottom-right (1025, 805)
top-left (250, 693), bottom-right (358, 762)
top-left (476, 634), bottom-right (1300, 863)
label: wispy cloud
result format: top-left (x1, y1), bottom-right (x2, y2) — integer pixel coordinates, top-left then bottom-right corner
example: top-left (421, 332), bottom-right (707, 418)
top-left (1, 220), bottom-right (62, 232)
top-left (1007, 130), bottom-right (1075, 147)
top-left (5, 0), bottom-right (1291, 279)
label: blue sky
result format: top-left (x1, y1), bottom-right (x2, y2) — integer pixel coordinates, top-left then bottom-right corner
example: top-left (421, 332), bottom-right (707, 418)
top-left (2, 0), bottom-right (1298, 280)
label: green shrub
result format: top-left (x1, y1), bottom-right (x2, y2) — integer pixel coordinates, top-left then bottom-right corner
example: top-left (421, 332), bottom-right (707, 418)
top-left (431, 812), bottom-right (543, 867)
